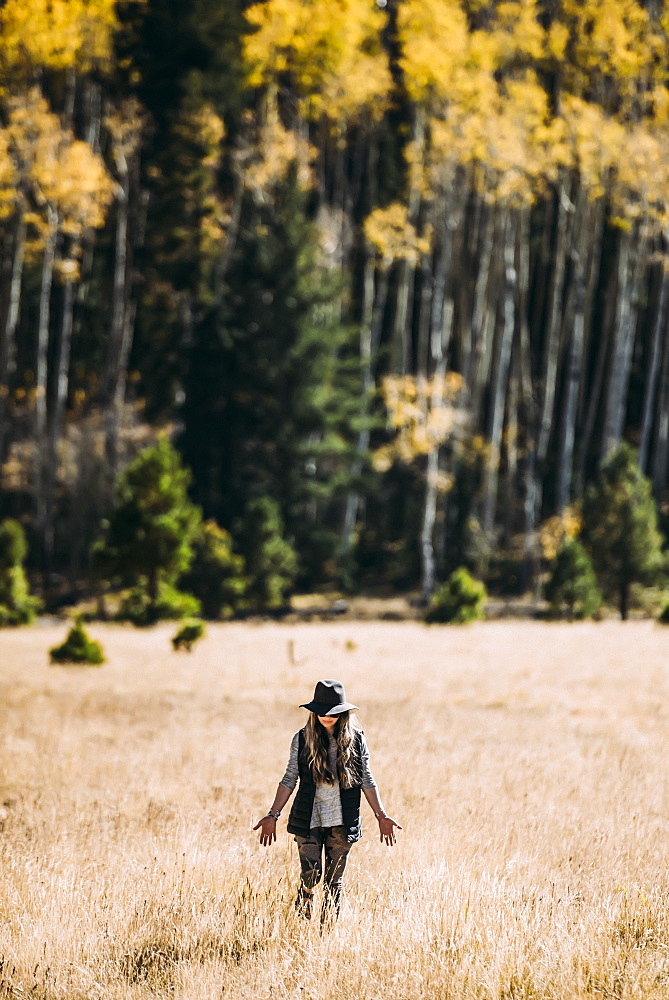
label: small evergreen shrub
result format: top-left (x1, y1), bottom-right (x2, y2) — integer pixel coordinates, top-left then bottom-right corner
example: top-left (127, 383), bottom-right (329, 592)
top-left (50, 618), bottom-right (105, 665)
top-left (424, 567), bottom-right (487, 624)
top-left (93, 438), bottom-right (202, 618)
top-left (172, 619), bottom-right (205, 651)
top-left (241, 497), bottom-right (297, 612)
top-left (179, 520), bottom-right (247, 619)
top-left (657, 601), bottom-right (669, 624)
top-left (117, 582), bottom-right (201, 626)
top-left (0, 519), bottom-right (41, 625)
top-left (544, 539), bottom-right (603, 620)
top-left (581, 444), bottom-right (663, 619)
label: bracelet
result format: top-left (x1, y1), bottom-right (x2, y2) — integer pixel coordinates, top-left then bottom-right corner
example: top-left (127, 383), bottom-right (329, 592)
top-left (374, 810), bottom-right (387, 819)
top-left (266, 810), bottom-right (281, 820)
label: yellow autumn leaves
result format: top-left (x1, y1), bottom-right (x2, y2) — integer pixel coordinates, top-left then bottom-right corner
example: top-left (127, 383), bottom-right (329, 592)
top-left (0, 0), bottom-right (120, 74)
top-left (364, 205), bottom-right (430, 268)
top-left (374, 374), bottom-right (464, 474)
top-left (244, 0), bottom-right (391, 122)
top-left (0, 90), bottom-right (114, 275)
top-left (239, 0), bottom-right (669, 484)
top-left (243, 0), bottom-right (669, 221)
top-left (0, 3), bottom-right (147, 266)
top-left (10, 92), bottom-right (113, 226)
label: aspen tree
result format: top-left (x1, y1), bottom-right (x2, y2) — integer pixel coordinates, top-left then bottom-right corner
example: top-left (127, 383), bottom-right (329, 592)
top-left (638, 257), bottom-right (669, 473)
top-left (101, 98), bottom-right (148, 483)
top-left (5, 90), bottom-right (112, 562)
top-left (0, 0), bottom-right (122, 74)
top-left (244, 0), bottom-right (390, 124)
top-left (0, 130), bottom-right (21, 465)
top-left (651, 311), bottom-right (669, 499)
top-left (0, 0), bottom-right (140, 571)
top-left (396, 0), bottom-right (483, 592)
top-left (42, 136), bottom-right (113, 560)
top-left (359, 203), bottom-right (435, 579)
top-left (243, 0), bottom-right (391, 237)
top-left (339, 198), bottom-right (420, 565)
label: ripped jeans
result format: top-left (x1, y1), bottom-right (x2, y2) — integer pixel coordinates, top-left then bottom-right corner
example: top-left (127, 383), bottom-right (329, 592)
top-left (294, 825), bottom-right (352, 921)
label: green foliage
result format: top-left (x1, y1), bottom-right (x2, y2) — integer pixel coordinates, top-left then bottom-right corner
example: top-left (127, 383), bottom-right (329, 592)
top-left (582, 445), bottom-right (664, 620)
top-left (117, 582), bottom-right (201, 627)
top-left (240, 497), bottom-right (298, 612)
top-left (50, 618), bottom-right (105, 665)
top-left (179, 169), bottom-right (364, 589)
top-left (10, 0), bottom-right (669, 608)
top-left (0, 520), bottom-right (41, 626)
top-left (424, 567), bottom-right (487, 624)
top-left (0, 518), bottom-right (27, 568)
top-left (172, 618), bottom-right (205, 651)
top-left (94, 438), bottom-right (202, 610)
top-left (658, 601), bottom-right (669, 624)
top-left (352, 463), bottom-right (423, 591)
top-left (544, 539), bottom-right (602, 619)
top-left (179, 520), bottom-right (247, 619)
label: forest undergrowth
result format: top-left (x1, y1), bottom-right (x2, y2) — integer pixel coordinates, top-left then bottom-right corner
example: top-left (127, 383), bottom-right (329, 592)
top-left (0, 620), bottom-right (668, 1000)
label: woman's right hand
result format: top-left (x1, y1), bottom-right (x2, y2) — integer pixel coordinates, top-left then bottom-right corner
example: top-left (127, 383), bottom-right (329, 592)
top-left (253, 815), bottom-right (277, 846)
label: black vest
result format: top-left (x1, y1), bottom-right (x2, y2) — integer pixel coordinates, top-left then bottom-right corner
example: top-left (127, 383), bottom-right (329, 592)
top-left (287, 728), bottom-right (364, 843)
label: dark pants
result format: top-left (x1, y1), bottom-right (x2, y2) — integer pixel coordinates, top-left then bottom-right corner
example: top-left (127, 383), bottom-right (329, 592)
top-left (294, 825), bottom-right (352, 921)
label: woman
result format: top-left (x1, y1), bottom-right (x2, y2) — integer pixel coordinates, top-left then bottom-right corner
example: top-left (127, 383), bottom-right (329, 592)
top-left (253, 678), bottom-right (402, 922)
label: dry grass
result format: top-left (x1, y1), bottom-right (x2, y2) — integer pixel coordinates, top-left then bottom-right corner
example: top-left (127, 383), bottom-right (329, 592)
top-left (1, 619), bottom-right (669, 999)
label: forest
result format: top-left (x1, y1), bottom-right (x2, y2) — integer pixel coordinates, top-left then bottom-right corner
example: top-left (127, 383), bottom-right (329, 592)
top-left (1, 0), bottom-right (669, 615)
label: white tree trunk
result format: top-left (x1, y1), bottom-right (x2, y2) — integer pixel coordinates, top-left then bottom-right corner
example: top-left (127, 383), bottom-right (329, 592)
top-left (341, 261), bottom-right (388, 560)
top-left (418, 182), bottom-right (465, 602)
top-left (536, 184), bottom-right (571, 467)
top-left (514, 208), bottom-right (539, 592)
top-left (601, 228), bottom-right (646, 458)
top-left (466, 202), bottom-right (495, 391)
top-left (555, 193), bottom-right (594, 514)
top-left (0, 210), bottom-right (26, 461)
top-left (652, 309), bottom-right (669, 499)
top-left (44, 276), bottom-right (76, 563)
top-left (556, 261), bottom-right (585, 513)
top-left (531, 182), bottom-right (573, 532)
top-left (103, 155), bottom-right (147, 484)
top-left (419, 315), bottom-right (453, 603)
top-left (34, 206), bottom-right (59, 556)
top-left (639, 262), bottom-right (669, 471)
top-left (391, 110), bottom-right (424, 375)
top-left (102, 158), bottom-right (129, 407)
top-left (482, 212), bottom-right (517, 536)
top-left (573, 199), bottom-right (607, 497)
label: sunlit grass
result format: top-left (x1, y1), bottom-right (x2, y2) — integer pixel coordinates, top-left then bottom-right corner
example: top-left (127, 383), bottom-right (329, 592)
top-left (0, 620), bottom-right (668, 999)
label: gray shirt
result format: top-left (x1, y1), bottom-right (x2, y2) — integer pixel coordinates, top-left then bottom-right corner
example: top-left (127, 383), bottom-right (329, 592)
top-left (280, 729), bottom-right (377, 829)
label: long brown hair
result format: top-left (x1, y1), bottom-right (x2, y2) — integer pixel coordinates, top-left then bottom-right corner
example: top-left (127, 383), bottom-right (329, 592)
top-left (304, 711), bottom-right (359, 788)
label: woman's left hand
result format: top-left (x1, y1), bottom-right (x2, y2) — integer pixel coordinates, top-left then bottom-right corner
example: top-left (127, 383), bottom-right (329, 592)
top-left (377, 815), bottom-right (402, 846)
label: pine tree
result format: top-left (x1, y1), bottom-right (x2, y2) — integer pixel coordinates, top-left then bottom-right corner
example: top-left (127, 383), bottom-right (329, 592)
top-left (180, 520), bottom-right (247, 619)
top-left (581, 444), bottom-right (664, 619)
top-left (93, 437), bottom-right (201, 613)
top-left (123, 0), bottom-right (248, 422)
top-left (239, 497), bottom-right (297, 613)
top-left (0, 519), bottom-right (41, 625)
top-left (544, 538), bottom-right (602, 620)
top-left (179, 166), bottom-right (362, 586)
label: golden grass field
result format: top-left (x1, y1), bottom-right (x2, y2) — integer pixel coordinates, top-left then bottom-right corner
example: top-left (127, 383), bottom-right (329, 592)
top-left (1, 618), bottom-right (669, 999)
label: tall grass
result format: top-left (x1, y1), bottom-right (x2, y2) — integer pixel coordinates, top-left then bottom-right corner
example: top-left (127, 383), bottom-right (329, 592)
top-left (0, 620), bottom-right (668, 999)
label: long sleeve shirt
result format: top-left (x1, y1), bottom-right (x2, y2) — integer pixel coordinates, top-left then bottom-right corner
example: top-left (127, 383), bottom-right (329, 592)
top-left (280, 729), bottom-right (377, 829)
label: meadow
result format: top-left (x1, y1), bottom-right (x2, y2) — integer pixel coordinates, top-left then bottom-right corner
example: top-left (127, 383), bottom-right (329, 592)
top-left (0, 618), bottom-right (668, 1000)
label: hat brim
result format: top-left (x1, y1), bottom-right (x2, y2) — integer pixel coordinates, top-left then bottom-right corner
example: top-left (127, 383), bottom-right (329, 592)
top-left (299, 701), bottom-right (358, 715)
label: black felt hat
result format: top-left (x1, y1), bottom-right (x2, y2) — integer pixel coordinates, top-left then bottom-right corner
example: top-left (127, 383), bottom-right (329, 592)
top-left (299, 679), bottom-right (358, 716)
